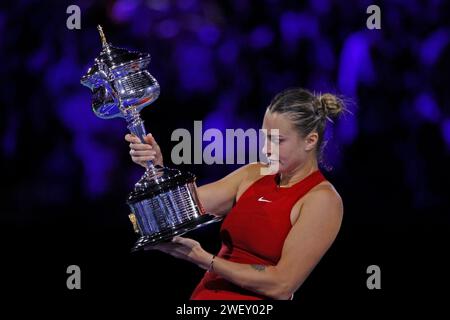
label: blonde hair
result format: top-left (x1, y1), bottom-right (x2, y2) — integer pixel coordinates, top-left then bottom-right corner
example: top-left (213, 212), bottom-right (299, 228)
top-left (318, 93), bottom-right (345, 122)
top-left (267, 88), bottom-right (347, 165)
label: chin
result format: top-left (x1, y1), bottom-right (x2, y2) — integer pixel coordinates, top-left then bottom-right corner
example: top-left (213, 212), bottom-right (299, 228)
top-left (261, 160), bottom-right (280, 174)
top-left (269, 161), bottom-right (284, 173)
top-left (278, 163), bottom-right (300, 174)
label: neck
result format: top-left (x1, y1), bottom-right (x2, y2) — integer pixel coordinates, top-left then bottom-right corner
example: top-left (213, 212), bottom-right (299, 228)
top-left (278, 157), bottom-right (318, 187)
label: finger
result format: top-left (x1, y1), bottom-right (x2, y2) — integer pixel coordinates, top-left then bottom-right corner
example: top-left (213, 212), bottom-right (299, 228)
top-left (130, 143), bottom-right (152, 150)
top-left (172, 236), bottom-right (184, 243)
top-left (160, 242), bottom-right (183, 252)
top-left (126, 135), bottom-right (143, 144)
top-left (132, 156), bottom-right (156, 163)
top-left (171, 248), bottom-right (191, 259)
top-left (143, 134), bottom-right (158, 147)
top-left (125, 134), bottom-right (136, 142)
top-left (144, 242), bottom-right (171, 251)
top-left (130, 150), bottom-right (156, 157)
top-left (148, 244), bottom-right (167, 253)
top-left (172, 236), bottom-right (197, 247)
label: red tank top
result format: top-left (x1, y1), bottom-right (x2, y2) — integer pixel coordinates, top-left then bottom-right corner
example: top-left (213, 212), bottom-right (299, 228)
top-left (190, 169), bottom-right (326, 300)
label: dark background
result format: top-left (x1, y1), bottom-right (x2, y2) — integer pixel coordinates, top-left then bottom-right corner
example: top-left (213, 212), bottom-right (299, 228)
top-left (1, 0), bottom-right (449, 313)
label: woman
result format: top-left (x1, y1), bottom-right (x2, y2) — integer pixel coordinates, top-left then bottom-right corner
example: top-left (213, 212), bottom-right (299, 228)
top-left (125, 88), bottom-right (344, 300)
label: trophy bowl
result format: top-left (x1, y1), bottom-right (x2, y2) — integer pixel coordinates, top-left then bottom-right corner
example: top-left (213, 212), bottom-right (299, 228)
top-left (81, 26), bottom-right (221, 252)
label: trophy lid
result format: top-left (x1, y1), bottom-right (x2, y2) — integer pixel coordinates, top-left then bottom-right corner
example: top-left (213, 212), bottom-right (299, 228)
top-left (81, 25), bottom-right (151, 85)
top-left (80, 25), bottom-right (160, 119)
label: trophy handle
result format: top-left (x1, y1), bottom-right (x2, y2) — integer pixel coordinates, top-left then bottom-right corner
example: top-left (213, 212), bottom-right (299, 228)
top-left (126, 108), bottom-right (157, 174)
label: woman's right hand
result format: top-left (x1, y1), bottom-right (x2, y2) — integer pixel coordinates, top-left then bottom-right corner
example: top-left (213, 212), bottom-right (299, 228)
top-left (125, 133), bottom-right (163, 168)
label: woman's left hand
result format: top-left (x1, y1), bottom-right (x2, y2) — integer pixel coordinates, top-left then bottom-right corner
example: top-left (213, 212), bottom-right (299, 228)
top-left (146, 236), bottom-right (213, 270)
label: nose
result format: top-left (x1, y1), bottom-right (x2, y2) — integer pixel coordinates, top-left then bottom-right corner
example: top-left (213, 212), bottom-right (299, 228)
top-left (262, 140), bottom-right (271, 157)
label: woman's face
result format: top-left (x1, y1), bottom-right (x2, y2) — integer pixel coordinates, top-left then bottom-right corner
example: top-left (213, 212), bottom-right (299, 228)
top-left (262, 110), bottom-right (318, 174)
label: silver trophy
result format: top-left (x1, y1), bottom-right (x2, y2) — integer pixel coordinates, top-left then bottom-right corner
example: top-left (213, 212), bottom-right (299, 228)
top-left (81, 26), bottom-right (220, 252)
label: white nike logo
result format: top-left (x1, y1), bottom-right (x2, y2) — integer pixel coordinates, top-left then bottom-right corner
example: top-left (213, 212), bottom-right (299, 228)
top-left (258, 196), bottom-right (272, 203)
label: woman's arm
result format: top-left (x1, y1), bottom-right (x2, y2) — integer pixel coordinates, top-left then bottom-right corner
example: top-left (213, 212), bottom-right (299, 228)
top-left (126, 133), bottom-right (261, 217)
top-left (196, 163), bottom-right (262, 217)
top-left (160, 187), bottom-right (343, 299)
top-left (212, 188), bottom-right (343, 299)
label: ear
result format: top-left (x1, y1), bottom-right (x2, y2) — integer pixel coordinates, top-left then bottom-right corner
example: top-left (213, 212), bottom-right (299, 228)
top-left (304, 132), bottom-right (319, 151)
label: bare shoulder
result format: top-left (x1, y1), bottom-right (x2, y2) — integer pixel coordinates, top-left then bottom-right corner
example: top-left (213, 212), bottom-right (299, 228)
top-left (241, 162), bottom-right (274, 183)
top-left (301, 181), bottom-right (343, 218)
top-left (212, 162), bottom-right (267, 192)
top-left (243, 162), bottom-right (270, 178)
top-left (235, 162), bottom-right (270, 200)
top-left (197, 162), bottom-right (269, 216)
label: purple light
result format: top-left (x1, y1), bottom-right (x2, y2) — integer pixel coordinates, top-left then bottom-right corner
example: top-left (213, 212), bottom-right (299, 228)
top-left (442, 119), bottom-right (450, 150)
top-left (197, 25), bottom-right (221, 45)
top-left (264, 71), bottom-right (295, 97)
top-left (315, 40), bottom-right (335, 70)
top-left (204, 92), bottom-right (239, 162)
top-left (111, 0), bottom-right (140, 23)
top-left (74, 136), bottom-right (117, 197)
top-left (204, 92), bottom-right (239, 132)
top-left (2, 113), bottom-right (18, 158)
top-left (58, 93), bottom-right (122, 197)
top-left (309, 0), bottom-right (331, 14)
top-left (336, 115), bottom-right (358, 146)
top-left (28, 45), bottom-right (50, 72)
top-left (46, 148), bottom-right (68, 174)
top-left (280, 12), bottom-right (318, 44)
top-left (156, 19), bottom-right (179, 39)
top-left (280, 12), bottom-right (302, 43)
top-left (146, 0), bottom-right (171, 11)
top-left (58, 94), bottom-right (109, 134)
top-left (414, 93), bottom-right (441, 123)
top-left (338, 32), bottom-right (374, 96)
top-left (308, 75), bottom-right (333, 94)
top-left (322, 125), bottom-right (342, 170)
top-left (176, 0), bottom-right (197, 11)
top-left (249, 26), bottom-right (274, 49)
top-left (45, 56), bottom-right (80, 95)
top-left (175, 44), bottom-right (216, 92)
top-left (420, 29), bottom-right (449, 66)
top-left (218, 40), bottom-right (239, 65)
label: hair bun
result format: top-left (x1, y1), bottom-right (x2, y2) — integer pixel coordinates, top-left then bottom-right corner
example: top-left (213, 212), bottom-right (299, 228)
top-left (319, 93), bottom-right (345, 119)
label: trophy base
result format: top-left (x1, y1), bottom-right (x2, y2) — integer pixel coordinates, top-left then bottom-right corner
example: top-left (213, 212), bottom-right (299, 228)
top-left (131, 214), bottom-right (222, 252)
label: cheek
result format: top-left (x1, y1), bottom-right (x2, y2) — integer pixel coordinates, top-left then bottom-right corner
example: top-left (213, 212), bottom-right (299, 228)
top-left (277, 144), bottom-right (293, 162)
top-left (280, 140), bottom-right (297, 153)
top-left (279, 142), bottom-right (305, 162)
